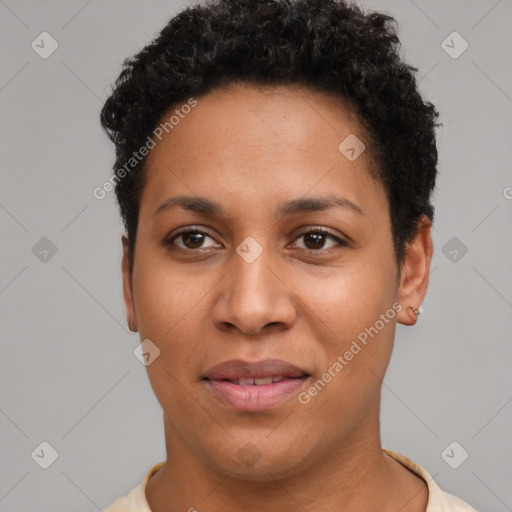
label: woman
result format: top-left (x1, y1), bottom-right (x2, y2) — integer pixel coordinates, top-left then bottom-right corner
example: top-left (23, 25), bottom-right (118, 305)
top-left (100, 0), bottom-right (478, 510)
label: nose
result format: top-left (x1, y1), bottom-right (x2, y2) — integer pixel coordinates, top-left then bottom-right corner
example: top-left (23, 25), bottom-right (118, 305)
top-left (212, 245), bottom-right (297, 336)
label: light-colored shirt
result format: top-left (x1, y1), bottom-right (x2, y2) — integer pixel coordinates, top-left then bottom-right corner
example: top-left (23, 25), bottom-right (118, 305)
top-left (103, 449), bottom-right (478, 511)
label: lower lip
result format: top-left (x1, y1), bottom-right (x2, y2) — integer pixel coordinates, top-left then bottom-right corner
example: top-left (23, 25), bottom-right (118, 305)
top-left (204, 377), bottom-right (309, 412)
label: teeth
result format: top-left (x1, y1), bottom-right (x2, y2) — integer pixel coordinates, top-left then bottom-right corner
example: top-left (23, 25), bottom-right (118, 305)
top-left (254, 377), bottom-right (273, 385)
top-left (235, 376), bottom-right (289, 385)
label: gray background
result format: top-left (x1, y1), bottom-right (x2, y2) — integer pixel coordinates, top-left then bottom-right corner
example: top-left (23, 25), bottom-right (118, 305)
top-left (1, 0), bottom-right (511, 510)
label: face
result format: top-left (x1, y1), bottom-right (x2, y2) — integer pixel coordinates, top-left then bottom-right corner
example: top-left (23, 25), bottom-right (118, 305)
top-left (122, 83), bottom-right (431, 479)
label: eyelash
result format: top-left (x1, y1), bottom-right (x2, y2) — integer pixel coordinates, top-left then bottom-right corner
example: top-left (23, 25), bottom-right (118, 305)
top-left (164, 226), bottom-right (348, 254)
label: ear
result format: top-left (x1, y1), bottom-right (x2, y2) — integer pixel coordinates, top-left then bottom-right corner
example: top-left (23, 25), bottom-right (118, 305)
top-left (396, 215), bottom-right (434, 326)
top-left (121, 235), bottom-right (138, 332)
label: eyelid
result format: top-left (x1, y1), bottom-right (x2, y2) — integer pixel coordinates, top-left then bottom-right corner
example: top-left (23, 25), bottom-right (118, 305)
top-left (169, 225), bottom-right (214, 237)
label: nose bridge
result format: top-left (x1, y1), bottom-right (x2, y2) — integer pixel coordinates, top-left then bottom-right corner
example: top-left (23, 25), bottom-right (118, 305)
top-left (213, 237), bottom-right (296, 334)
top-left (233, 240), bottom-right (273, 297)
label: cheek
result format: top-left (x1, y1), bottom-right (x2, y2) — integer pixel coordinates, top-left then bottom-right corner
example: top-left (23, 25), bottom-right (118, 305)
top-left (131, 262), bottom-right (210, 411)
top-left (293, 254), bottom-right (396, 339)
top-left (292, 253), bottom-right (397, 399)
top-left (131, 255), bottom-right (215, 369)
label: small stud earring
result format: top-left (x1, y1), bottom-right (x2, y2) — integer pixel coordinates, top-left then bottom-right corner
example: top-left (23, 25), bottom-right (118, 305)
top-left (409, 306), bottom-right (421, 317)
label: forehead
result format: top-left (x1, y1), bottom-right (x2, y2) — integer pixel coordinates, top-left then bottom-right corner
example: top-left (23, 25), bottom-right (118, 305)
top-left (140, 83), bottom-right (386, 220)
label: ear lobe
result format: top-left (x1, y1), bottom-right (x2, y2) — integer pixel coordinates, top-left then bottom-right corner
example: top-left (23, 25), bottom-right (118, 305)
top-left (121, 235), bottom-right (138, 332)
top-left (396, 216), bottom-right (433, 327)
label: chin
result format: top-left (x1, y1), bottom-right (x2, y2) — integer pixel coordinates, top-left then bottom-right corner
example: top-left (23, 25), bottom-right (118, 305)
top-left (201, 436), bottom-right (314, 482)
top-left (217, 455), bottom-right (302, 482)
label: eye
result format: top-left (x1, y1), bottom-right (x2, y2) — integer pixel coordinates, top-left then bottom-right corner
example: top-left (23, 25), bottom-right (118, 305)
top-left (165, 227), bottom-right (221, 251)
top-left (292, 227), bottom-right (347, 252)
top-left (164, 226), bottom-right (348, 253)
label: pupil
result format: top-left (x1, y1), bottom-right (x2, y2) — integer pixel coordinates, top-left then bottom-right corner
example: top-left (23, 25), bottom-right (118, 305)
top-left (181, 232), bottom-right (327, 250)
top-left (184, 233), bottom-right (204, 248)
top-left (305, 233), bottom-right (324, 249)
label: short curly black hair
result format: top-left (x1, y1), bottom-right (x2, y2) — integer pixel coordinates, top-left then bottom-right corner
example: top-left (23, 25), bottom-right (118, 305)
top-left (100, 0), bottom-right (439, 272)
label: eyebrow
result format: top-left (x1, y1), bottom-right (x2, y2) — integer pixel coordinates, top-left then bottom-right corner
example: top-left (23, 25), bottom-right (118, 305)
top-left (153, 194), bottom-right (365, 218)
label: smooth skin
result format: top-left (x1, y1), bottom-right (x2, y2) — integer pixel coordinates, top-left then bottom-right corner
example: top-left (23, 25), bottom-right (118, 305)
top-left (121, 83), bottom-right (433, 512)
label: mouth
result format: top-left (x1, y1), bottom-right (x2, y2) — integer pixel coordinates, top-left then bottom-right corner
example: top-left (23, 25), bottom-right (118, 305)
top-left (202, 359), bottom-right (311, 412)
top-left (209, 375), bottom-right (299, 386)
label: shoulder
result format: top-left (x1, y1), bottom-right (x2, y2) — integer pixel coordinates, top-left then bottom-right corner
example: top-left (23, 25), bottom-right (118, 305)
top-left (102, 481), bottom-right (146, 512)
top-left (432, 489), bottom-right (479, 512)
top-left (383, 449), bottom-right (478, 512)
top-left (102, 461), bottom-right (165, 512)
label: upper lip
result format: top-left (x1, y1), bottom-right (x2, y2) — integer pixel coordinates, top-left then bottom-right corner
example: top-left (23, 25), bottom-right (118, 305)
top-left (202, 358), bottom-right (310, 380)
